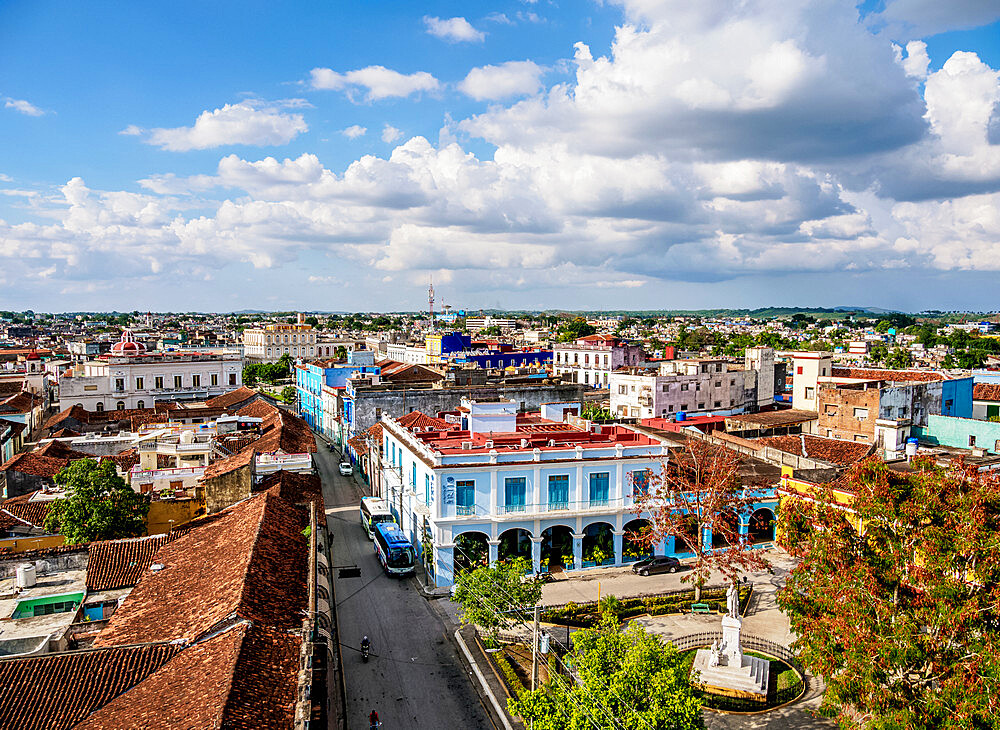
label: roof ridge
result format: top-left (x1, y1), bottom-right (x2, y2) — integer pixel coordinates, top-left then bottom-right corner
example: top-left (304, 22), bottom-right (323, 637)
top-left (232, 492), bottom-right (275, 623)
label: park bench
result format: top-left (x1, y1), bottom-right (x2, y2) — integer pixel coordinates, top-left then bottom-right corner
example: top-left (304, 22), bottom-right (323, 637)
top-left (691, 603), bottom-right (711, 613)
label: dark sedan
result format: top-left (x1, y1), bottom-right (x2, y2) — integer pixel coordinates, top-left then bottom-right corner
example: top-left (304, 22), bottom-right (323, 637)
top-left (631, 556), bottom-right (681, 576)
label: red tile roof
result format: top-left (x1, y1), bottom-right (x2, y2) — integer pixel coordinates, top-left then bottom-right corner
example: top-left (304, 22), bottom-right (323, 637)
top-left (398, 410), bottom-right (452, 430)
top-left (0, 490), bottom-right (53, 529)
top-left (256, 471), bottom-right (324, 515)
top-left (236, 399), bottom-right (281, 419)
top-left (757, 434), bottom-right (874, 466)
top-left (0, 449), bottom-right (70, 478)
top-left (832, 367), bottom-right (946, 383)
top-left (205, 386), bottom-right (262, 410)
top-left (0, 642), bottom-right (181, 730)
top-left (86, 535), bottom-right (172, 591)
top-left (99, 448), bottom-right (139, 472)
top-left (44, 405), bottom-right (90, 430)
top-left (0, 391), bottom-right (40, 414)
top-left (94, 490), bottom-right (308, 647)
top-left (200, 446), bottom-right (255, 481)
top-left (973, 383), bottom-right (1000, 402)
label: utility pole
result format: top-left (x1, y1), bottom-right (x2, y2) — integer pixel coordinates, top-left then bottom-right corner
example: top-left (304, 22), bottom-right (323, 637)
top-left (531, 603), bottom-right (540, 691)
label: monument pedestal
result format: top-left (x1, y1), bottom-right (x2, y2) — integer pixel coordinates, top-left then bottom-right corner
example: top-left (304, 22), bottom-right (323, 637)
top-left (691, 615), bottom-right (769, 700)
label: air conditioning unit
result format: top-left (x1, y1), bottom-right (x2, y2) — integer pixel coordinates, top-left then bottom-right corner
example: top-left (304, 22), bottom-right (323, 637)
top-left (484, 440), bottom-right (494, 449)
top-left (548, 440), bottom-right (556, 447)
top-left (461, 441), bottom-right (474, 450)
top-left (520, 439), bottom-right (530, 448)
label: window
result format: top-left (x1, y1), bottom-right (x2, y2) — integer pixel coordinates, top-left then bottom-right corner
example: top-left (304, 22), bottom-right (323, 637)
top-left (604, 355), bottom-right (609, 366)
top-left (115, 378), bottom-right (124, 391)
top-left (715, 381), bottom-right (721, 388)
top-left (584, 354), bottom-right (590, 365)
top-left (854, 434), bottom-right (868, 442)
top-left (714, 401), bottom-right (722, 408)
top-left (192, 374), bottom-right (200, 387)
top-left (136, 400), bottom-right (144, 409)
top-left (456, 480), bottom-right (475, 515)
top-left (698, 402), bottom-right (705, 409)
top-left (619, 385), bottom-right (627, 394)
top-left (661, 384), bottom-right (670, 392)
top-left (853, 408), bottom-right (869, 420)
top-left (174, 375), bottom-right (183, 389)
top-left (681, 403), bottom-right (688, 410)
top-left (411, 462), bottom-right (417, 488)
top-left (95, 402), bottom-right (104, 412)
top-left (589, 472), bottom-right (609, 505)
top-left (211, 373), bottom-right (218, 386)
top-left (584, 372), bottom-right (589, 384)
top-left (155, 376), bottom-right (163, 389)
top-left (504, 477), bottom-right (527, 513)
top-left (116, 401), bottom-right (125, 410)
top-left (715, 364), bottom-right (722, 372)
top-left (135, 377), bottom-right (143, 390)
top-left (424, 474), bottom-right (431, 504)
top-left (668, 404), bottom-right (674, 412)
top-left (229, 373), bottom-right (237, 386)
top-left (548, 475), bottom-right (569, 509)
top-left (805, 387), bottom-right (815, 399)
top-left (631, 469), bottom-right (651, 497)
top-left (680, 383), bottom-right (689, 391)
top-left (969, 435), bottom-right (977, 447)
top-left (824, 405), bottom-right (837, 414)
top-left (630, 385), bottom-right (635, 392)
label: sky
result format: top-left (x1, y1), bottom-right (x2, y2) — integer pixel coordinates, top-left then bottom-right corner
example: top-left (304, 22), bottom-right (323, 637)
top-left (2, 0), bottom-right (1000, 314)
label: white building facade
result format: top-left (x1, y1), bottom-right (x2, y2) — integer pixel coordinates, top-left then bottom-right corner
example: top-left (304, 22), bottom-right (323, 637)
top-left (59, 352), bottom-right (243, 412)
top-left (381, 398), bottom-right (778, 587)
top-left (242, 323), bottom-right (317, 362)
top-left (552, 335), bottom-right (646, 388)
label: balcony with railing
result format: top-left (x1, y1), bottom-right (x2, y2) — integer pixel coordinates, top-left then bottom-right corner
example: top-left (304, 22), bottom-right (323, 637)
top-left (255, 452), bottom-right (312, 475)
top-left (453, 497), bottom-right (628, 520)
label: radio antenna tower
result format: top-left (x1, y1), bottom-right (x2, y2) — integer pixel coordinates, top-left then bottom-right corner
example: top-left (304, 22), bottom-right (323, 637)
top-left (428, 279), bottom-right (435, 330)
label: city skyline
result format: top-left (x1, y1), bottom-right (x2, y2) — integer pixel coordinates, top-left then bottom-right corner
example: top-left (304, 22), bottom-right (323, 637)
top-left (2, 0), bottom-right (1000, 312)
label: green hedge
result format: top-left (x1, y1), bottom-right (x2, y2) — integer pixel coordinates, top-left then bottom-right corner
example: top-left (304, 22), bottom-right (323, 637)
top-left (494, 651), bottom-right (524, 698)
top-left (542, 587), bottom-right (752, 627)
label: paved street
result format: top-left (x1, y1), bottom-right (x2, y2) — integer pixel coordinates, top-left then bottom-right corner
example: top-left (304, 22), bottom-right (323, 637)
top-left (314, 442), bottom-right (494, 730)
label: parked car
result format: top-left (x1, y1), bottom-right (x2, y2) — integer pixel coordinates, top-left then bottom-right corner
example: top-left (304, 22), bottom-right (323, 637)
top-left (631, 556), bottom-right (681, 576)
top-left (338, 461), bottom-right (353, 476)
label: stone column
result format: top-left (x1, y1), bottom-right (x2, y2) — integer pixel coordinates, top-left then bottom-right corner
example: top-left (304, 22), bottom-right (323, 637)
top-left (571, 533), bottom-right (584, 569)
top-left (488, 539), bottom-right (500, 566)
top-left (531, 536), bottom-right (543, 574)
top-left (612, 530), bottom-right (624, 567)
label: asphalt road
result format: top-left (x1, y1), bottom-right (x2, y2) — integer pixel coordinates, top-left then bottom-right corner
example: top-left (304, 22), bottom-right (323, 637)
top-left (314, 442), bottom-right (494, 730)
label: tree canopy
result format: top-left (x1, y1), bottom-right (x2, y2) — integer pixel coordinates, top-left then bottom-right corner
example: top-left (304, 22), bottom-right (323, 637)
top-left (451, 557), bottom-right (541, 637)
top-left (777, 458), bottom-right (1000, 729)
top-left (555, 317), bottom-right (596, 342)
top-left (631, 438), bottom-right (770, 598)
top-left (44, 459), bottom-right (150, 544)
top-left (508, 615), bottom-right (704, 730)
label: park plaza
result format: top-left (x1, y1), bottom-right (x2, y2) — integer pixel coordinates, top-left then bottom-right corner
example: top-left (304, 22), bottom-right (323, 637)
top-left (379, 398), bottom-right (779, 588)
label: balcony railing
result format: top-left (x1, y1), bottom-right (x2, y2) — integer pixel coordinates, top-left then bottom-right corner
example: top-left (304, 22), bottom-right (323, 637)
top-left (452, 498), bottom-right (627, 519)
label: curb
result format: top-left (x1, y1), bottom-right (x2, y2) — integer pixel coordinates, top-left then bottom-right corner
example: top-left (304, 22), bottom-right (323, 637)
top-left (454, 629), bottom-right (515, 730)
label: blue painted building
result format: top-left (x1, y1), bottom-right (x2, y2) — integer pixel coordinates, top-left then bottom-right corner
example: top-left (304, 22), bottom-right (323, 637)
top-left (381, 397), bottom-right (778, 587)
top-left (296, 353), bottom-right (380, 430)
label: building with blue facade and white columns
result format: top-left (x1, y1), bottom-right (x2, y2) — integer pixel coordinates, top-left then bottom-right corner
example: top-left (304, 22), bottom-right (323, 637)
top-left (380, 397), bottom-right (780, 587)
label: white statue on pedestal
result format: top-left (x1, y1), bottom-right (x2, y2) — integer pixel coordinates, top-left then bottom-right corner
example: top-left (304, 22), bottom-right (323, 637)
top-left (726, 581), bottom-right (740, 618)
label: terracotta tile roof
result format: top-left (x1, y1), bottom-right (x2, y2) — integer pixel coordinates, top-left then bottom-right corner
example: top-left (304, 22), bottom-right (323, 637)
top-left (86, 535), bottom-right (172, 591)
top-left (758, 434), bottom-right (874, 466)
top-left (0, 381), bottom-right (23, 396)
top-left (0, 490), bottom-right (53, 529)
top-left (726, 409), bottom-right (819, 428)
top-left (832, 367), bottom-right (946, 383)
top-left (0, 449), bottom-right (70, 478)
top-left (366, 422), bottom-right (384, 441)
top-left (256, 470), bottom-right (324, 514)
top-left (0, 391), bottom-right (40, 414)
top-left (0, 417), bottom-right (26, 439)
top-left (99, 448), bottom-right (139, 472)
top-left (201, 446), bottom-right (255, 480)
top-left (0, 642), bottom-right (181, 730)
top-left (348, 435), bottom-right (369, 456)
top-left (35, 440), bottom-right (94, 461)
top-left (205, 386), bottom-right (263, 410)
top-left (398, 410), bottom-right (451, 430)
top-left (94, 490), bottom-right (307, 647)
top-left (381, 363), bottom-right (444, 384)
top-left (250, 410), bottom-right (316, 455)
top-left (51, 428), bottom-right (82, 438)
top-left (236, 399), bottom-right (281, 419)
top-left (44, 405), bottom-right (90, 430)
top-left (973, 383), bottom-right (1000, 402)
top-left (75, 621), bottom-right (298, 730)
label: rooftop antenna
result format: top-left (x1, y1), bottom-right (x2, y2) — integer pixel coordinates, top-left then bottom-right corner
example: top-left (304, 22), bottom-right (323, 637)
top-left (428, 279), bottom-right (436, 331)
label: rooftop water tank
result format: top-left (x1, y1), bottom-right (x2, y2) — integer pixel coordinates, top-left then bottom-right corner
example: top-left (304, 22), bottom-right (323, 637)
top-left (905, 437), bottom-right (918, 459)
top-left (676, 412), bottom-right (687, 422)
top-left (16, 563), bottom-right (36, 589)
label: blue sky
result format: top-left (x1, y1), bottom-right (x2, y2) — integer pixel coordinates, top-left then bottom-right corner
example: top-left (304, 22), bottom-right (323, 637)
top-left (2, 0), bottom-right (1000, 313)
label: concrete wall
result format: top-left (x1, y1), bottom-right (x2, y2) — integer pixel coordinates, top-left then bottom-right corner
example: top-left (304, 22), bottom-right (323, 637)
top-left (914, 414), bottom-right (1000, 453)
top-left (2, 470), bottom-right (54, 499)
top-left (147, 497), bottom-right (205, 534)
top-left (200, 464), bottom-right (253, 514)
top-left (352, 383), bottom-right (586, 437)
top-left (815, 385), bottom-right (880, 443)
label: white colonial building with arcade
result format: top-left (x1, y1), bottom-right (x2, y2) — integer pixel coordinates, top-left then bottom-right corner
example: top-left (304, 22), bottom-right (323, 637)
top-left (380, 397), bottom-right (778, 587)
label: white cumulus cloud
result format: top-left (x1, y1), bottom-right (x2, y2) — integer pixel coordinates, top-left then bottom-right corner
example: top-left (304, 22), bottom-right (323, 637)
top-left (139, 102), bottom-right (307, 152)
top-left (309, 66), bottom-right (439, 102)
top-left (4, 97), bottom-right (44, 116)
top-left (459, 61), bottom-right (545, 101)
top-left (382, 125), bottom-right (403, 143)
top-left (341, 125), bottom-right (367, 139)
top-left (423, 16), bottom-right (485, 43)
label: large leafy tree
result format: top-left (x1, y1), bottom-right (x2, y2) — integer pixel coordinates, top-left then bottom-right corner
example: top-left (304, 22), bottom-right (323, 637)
top-left (631, 437), bottom-right (770, 600)
top-left (451, 557), bottom-right (541, 638)
top-left (44, 459), bottom-right (150, 544)
top-left (509, 615), bottom-right (704, 730)
top-left (777, 458), bottom-right (1000, 729)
